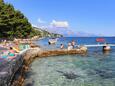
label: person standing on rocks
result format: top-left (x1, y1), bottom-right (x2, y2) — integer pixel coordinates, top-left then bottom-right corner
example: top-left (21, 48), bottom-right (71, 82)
top-left (71, 40), bottom-right (76, 48)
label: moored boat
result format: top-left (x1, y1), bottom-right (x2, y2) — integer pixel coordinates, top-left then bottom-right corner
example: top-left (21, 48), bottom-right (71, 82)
top-left (96, 38), bottom-right (105, 42)
top-left (48, 38), bottom-right (58, 44)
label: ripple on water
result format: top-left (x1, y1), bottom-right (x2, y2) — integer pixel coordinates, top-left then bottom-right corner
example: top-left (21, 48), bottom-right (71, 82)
top-left (26, 54), bottom-right (115, 86)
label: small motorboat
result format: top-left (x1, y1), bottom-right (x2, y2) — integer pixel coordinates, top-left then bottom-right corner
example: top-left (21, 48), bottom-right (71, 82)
top-left (48, 38), bottom-right (58, 44)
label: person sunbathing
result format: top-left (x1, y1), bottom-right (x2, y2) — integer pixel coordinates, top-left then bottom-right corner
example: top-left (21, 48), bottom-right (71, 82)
top-left (8, 47), bottom-right (17, 59)
top-left (1, 50), bottom-right (9, 59)
top-left (8, 47), bottom-right (15, 56)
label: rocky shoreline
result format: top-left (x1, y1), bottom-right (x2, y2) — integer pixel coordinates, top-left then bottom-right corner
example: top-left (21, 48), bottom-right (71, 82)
top-left (0, 47), bottom-right (87, 86)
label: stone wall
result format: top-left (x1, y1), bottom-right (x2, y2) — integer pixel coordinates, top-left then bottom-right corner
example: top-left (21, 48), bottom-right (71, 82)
top-left (22, 48), bottom-right (87, 65)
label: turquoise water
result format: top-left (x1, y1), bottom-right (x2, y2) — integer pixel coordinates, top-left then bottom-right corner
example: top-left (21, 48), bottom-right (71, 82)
top-left (26, 37), bottom-right (115, 86)
top-left (28, 53), bottom-right (115, 86)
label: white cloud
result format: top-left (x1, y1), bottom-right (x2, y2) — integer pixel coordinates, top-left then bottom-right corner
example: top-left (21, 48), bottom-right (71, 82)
top-left (37, 18), bottom-right (46, 23)
top-left (50, 20), bottom-right (69, 28)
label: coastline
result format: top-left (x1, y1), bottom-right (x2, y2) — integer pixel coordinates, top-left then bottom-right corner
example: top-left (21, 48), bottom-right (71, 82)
top-left (1, 37), bottom-right (114, 86)
top-left (0, 46), bottom-right (87, 86)
top-left (0, 37), bottom-right (88, 86)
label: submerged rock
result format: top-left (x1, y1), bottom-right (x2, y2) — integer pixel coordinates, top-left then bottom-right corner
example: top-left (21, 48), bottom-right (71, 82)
top-left (57, 70), bottom-right (79, 79)
top-left (63, 72), bottom-right (79, 79)
top-left (94, 69), bottom-right (115, 79)
top-left (24, 79), bottom-right (34, 86)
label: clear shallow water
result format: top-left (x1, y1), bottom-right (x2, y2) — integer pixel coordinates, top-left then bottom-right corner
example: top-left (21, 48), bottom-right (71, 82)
top-left (26, 37), bottom-right (115, 86)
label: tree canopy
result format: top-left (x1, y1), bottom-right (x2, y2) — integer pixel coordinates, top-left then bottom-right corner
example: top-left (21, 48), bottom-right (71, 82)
top-left (0, 0), bottom-right (33, 39)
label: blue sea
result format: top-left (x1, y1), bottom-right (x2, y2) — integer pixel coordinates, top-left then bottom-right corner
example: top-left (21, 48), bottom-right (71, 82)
top-left (26, 37), bottom-right (115, 86)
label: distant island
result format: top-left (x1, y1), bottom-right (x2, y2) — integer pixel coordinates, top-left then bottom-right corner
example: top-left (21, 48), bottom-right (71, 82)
top-left (43, 27), bottom-right (103, 37)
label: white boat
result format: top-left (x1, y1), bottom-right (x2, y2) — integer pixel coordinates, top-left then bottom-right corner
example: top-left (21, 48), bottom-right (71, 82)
top-left (48, 38), bottom-right (58, 44)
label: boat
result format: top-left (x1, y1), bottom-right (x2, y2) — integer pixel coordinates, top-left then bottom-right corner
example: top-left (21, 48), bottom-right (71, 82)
top-left (48, 38), bottom-right (58, 44)
top-left (96, 38), bottom-right (105, 42)
top-left (96, 38), bottom-right (111, 51)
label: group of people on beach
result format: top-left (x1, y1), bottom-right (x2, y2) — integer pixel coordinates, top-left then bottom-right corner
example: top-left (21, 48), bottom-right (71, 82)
top-left (0, 40), bottom-right (19, 60)
top-left (0, 38), bottom-right (31, 60)
top-left (60, 40), bottom-right (76, 50)
top-left (1, 47), bottom-right (16, 59)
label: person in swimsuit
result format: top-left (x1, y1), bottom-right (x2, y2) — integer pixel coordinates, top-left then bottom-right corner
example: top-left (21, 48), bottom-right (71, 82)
top-left (8, 47), bottom-right (15, 56)
top-left (67, 42), bottom-right (73, 50)
top-left (71, 40), bottom-right (76, 48)
top-left (60, 44), bottom-right (64, 49)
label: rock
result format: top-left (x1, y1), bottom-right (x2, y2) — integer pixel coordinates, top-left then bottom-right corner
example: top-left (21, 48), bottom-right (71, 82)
top-left (79, 46), bottom-right (87, 51)
top-left (63, 72), bottom-right (79, 79)
top-left (57, 70), bottom-right (79, 79)
top-left (24, 79), bottom-right (34, 86)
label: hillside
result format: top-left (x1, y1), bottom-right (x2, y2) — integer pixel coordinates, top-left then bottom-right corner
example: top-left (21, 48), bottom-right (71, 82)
top-left (32, 27), bottom-right (63, 38)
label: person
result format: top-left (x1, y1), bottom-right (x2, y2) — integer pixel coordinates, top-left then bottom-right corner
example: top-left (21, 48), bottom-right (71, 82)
top-left (1, 50), bottom-right (9, 59)
top-left (13, 42), bottom-right (20, 53)
top-left (71, 40), bottom-right (76, 48)
top-left (103, 44), bottom-right (111, 51)
top-left (60, 44), bottom-right (64, 49)
top-left (67, 42), bottom-right (73, 50)
top-left (8, 47), bottom-right (16, 59)
top-left (8, 47), bottom-right (15, 56)
top-left (3, 39), bottom-right (6, 44)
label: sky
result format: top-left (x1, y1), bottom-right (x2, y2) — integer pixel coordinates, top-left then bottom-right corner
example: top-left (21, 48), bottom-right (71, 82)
top-left (4, 0), bottom-right (115, 36)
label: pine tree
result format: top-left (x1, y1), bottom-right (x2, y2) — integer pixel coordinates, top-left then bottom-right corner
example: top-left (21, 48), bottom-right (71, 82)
top-left (0, 0), bottom-right (4, 3)
top-left (0, 0), bottom-right (33, 39)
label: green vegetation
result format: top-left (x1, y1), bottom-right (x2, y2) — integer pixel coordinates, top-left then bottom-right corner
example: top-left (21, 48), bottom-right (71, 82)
top-left (0, 0), bottom-right (62, 40)
top-left (32, 27), bottom-right (63, 38)
top-left (0, 0), bottom-right (33, 39)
